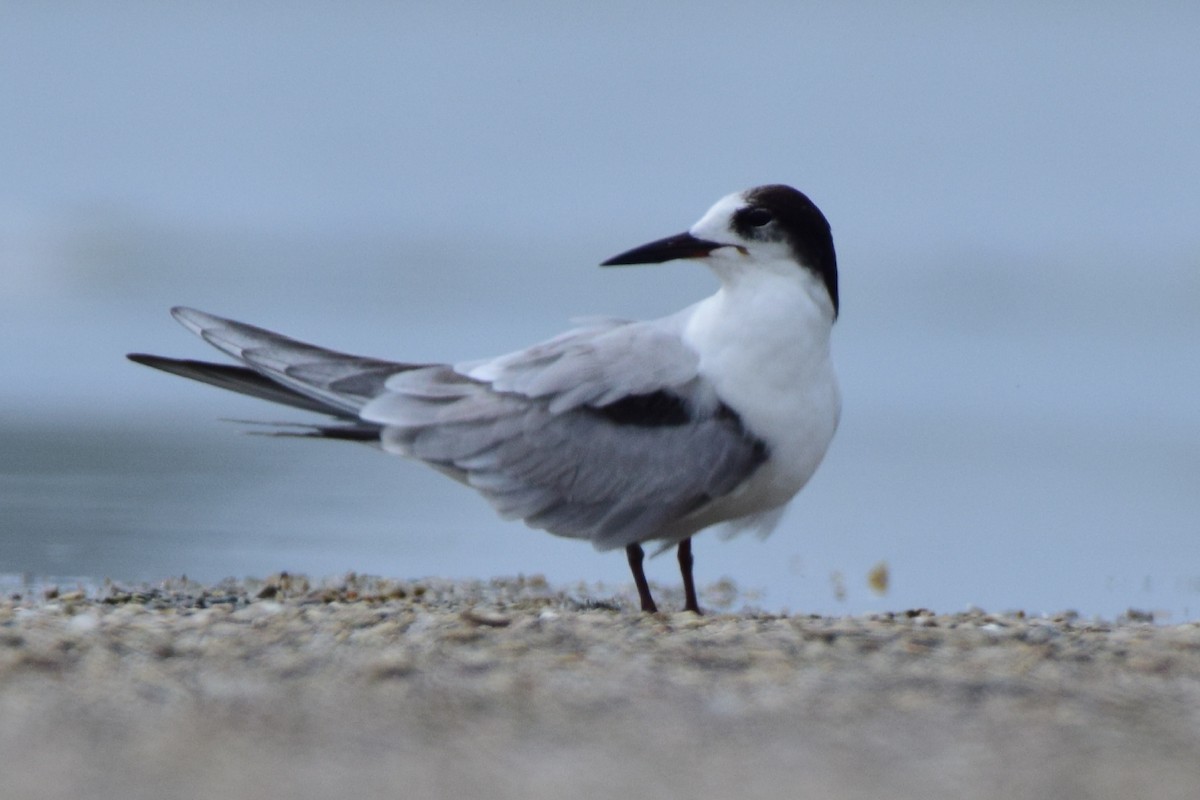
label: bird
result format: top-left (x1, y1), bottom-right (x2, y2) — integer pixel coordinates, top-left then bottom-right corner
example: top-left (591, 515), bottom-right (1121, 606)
top-left (128, 184), bottom-right (840, 614)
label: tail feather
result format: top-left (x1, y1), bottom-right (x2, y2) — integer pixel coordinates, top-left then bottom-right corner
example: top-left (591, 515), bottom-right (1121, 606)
top-left (129, 307), bottom-right (426, 424)
top-left (168, 307), bottom-right (423, 415)
top-left (126, 354), bottom-right (353, 417)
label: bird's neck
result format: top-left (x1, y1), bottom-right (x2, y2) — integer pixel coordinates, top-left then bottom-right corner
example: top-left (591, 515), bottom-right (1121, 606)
top-left (697, 265), bottom-right (835, 357)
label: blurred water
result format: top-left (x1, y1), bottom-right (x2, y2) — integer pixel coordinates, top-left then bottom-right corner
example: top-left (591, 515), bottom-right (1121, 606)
top-left (2, 4), bottom-right (1199, 618)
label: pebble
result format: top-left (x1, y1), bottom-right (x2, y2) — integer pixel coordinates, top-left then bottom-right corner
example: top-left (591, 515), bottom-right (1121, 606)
top-left (1, 574), bottom-right (1198, 800)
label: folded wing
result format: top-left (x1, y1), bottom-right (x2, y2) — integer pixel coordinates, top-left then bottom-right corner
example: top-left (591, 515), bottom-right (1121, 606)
top-left (364, 317), bottom-right (768, 549)
top-left (132, 308), bottom-right (768, 549)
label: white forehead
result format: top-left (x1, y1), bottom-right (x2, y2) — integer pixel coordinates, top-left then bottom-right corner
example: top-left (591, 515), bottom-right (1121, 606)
top-left (687, 190), bottom-right (748, 242)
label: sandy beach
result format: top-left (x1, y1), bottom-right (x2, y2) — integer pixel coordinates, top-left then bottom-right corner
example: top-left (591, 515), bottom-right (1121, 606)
top-left (2, 574), bottom-right (1198, 800)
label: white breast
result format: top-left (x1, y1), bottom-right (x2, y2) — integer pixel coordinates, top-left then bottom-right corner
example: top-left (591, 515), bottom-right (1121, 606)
top-left (677, 261), bottom-right (840, 533)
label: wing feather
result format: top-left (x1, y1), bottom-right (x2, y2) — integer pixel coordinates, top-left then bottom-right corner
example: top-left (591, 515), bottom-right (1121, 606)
top-left (140, 307), bottom-right (768, 549)
top-left (169, 307), bottom-right (420, 413)
top-left (459, 311), bottom-right (701, 412)
top-left (368, 367), bottom-right (767, 550)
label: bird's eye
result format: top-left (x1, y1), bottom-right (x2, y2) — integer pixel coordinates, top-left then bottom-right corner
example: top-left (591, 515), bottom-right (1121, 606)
top-left (743, 208), bottom-right (773, 227)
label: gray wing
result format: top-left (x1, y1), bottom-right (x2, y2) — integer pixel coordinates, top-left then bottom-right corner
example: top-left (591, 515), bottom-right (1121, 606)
top-left (135, 308), bottom-right (768, 549)
top-left (130, 308), bottom-right (421, 443)
top-left (458, 315), bottom-right (699, 411)
top-left (363, 318), bottom-right (768, 550)
top-left (169, 306), bottom-right (420, 415)
top-left (127, 353), bottom-right (354, 417)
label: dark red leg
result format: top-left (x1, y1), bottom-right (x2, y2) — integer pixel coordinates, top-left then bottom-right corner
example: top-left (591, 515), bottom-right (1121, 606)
top-left (626, 543), bottom-right (658, 613)
top-left (678, 538), bottom-right (701, 614)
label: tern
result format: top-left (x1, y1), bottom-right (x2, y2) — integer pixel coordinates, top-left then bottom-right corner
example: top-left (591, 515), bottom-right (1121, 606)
top-left (128, 184), bottom-right (840, 613)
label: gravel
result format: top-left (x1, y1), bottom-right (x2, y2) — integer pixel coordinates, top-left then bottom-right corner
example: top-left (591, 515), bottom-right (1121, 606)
top-left (2, 574), bottom-right (1199, 800)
